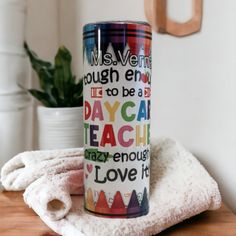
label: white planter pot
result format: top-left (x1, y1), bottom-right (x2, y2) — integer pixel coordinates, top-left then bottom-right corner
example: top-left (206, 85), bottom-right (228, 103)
top-left (0, 92), bottom-right (33, 170)
top-left (0, 52), bottom-right (30, 94)
top-left (37, 106), bottom-right (84, 150)
top-left (0, 0), bottom-right (26, 54)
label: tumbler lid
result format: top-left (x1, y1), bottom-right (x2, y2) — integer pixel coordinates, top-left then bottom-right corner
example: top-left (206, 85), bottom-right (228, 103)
top-left (83, 21), bottom-right (152, 35)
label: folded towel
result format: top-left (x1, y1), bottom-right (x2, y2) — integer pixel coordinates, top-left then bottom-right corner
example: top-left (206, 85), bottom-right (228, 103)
top-left (23, 169), bottom-right (84, 220)
top-left (1, 148), bottom-right (84, 191)
top-left (1, 138), bottom-right (221, 236)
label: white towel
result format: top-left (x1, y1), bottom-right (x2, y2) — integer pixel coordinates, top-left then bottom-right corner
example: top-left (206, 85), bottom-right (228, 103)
top-left (1, 148), bottom-right (84, 191)
top-left (1, 138), bottom-right (221, 236)
top-left (23, 169), bottom-right (84, 220)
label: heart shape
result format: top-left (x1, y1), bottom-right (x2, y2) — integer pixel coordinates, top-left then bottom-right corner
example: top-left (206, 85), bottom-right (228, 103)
top-left (87, 164), bottom-right (93, 173)
top-left (141, 74), bottom-right (149, 83)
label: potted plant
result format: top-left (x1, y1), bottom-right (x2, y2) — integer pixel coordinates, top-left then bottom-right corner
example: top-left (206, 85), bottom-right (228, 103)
top-left (24, 43), bottom-right (83, 150)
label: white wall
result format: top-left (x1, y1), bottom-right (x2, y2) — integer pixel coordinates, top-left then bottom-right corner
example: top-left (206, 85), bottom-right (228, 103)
top-left (26, 0), bottom-right (236, 212)
top-left (26, 0), bottom-right (60, 148)
top-left (153, 0), bottom-right (236, 212)
top-left (26, 0), bottom-right (59, 60)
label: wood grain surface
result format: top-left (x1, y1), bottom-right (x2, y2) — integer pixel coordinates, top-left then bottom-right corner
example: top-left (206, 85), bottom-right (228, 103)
top-left (0, 191), bottom-right (236, 236)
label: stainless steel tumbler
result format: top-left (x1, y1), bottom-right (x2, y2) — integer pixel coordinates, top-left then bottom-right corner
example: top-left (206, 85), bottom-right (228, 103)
top-left (83, 21), bottom-right (152, 218)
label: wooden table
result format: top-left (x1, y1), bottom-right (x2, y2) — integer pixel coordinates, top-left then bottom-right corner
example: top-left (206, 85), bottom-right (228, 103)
top-left (1, 191), bottom-right (236, 236)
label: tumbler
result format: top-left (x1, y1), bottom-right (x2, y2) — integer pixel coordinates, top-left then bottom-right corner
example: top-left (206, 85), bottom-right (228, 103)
top-left (83, 21), bottom-right (152, 218)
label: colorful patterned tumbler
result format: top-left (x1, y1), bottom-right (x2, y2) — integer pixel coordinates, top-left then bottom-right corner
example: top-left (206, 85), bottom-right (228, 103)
top-left (83, 21), bottom-right (152, 218)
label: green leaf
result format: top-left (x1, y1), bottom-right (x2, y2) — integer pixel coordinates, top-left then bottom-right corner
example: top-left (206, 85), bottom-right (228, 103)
top-left (55, 46), bottom-right (73, 82)
top-left (25, 43), bottom-right (83, 108)
top-left (51, 88), bottom-right (68, 107)
top-left (28, 89), bottom-right (57, 107)
top-left (54, 46), bottom-right (74, 100)
top-left (24, 42), bottom-right (54, 76)
top-left (38, 67), bottom-right (54, 92)
top-left (37, 68), bottom-right (58, 107)
top-left (74, 79), bottom-right (83, 97)
top-left (71, 95), bottom-right (83, 107)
